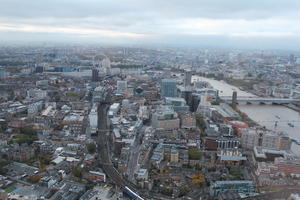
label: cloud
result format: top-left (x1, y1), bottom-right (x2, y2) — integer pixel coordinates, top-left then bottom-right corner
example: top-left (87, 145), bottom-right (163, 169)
top-left (0, 24), bottom-right (148, 38)
top-left (0, 0), bottom-right (300, 49)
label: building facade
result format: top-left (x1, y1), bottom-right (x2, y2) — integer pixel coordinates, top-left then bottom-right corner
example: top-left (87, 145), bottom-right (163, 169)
top-left (160, 79), bottom-right (177, 98)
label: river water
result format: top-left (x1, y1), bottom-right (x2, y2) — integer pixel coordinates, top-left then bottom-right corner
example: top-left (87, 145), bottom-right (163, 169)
top-left (192, 75), bottom-right (300, 154)
top-left (192, 76), bottom-right (256, 97)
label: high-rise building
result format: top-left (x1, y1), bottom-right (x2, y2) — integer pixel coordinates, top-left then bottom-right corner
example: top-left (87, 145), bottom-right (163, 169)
top-left (160, 79), bottom-right (177, 98)
top-left (35, 66), bottom-right (44, 73)
top-left (92, 69), bottom-right (99, 82)
top-left (289, 54), bottom-right (295, 63)
top-left (184, 70), bottom-right (192, 87)
top-left (102, 57), bottom-right (111, 75)
top-left (102, 57), bottom-right (111, 68)
top-left (232, 91), bottom-right (237, 109)
top-left (117, 81), bottom-right (127, 94)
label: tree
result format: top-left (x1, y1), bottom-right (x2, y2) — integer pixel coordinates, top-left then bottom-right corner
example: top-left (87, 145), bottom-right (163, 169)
top-left (188, 149), bottom-right (202, 160)
top-left (195, 114), bottom-right (206, 132)
top-left (28, 175), bottom-right (41, 183)
top-left (39, 155), bottom-right (52, 166)
top-left (161, 188), bottom-right (173, 196)
top-left (178, 186), bottom-right (190, 197)
top-left (14, 134), bottom-right (38, 145)
top-left (86, 142), bottom-right (96, 154)
top-left (20, 127), bottom-right (37, 136)
top-left (192, 174), bottom-right (206, 187)
top-left (0, 167), bottom-right (7, 175)
top-left (72, 166), bottom-right (83, 178)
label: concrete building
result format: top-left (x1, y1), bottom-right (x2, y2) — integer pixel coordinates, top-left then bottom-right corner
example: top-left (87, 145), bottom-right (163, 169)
top-left (170, 147), bottom-right (179, 163)
top-left (62, 114), bottom-right (85, 135)
top-left (88, 104), bottom-right (98, 137)
top-left (27, 89), bottom-right (48, 99)
top-left (109, 103), bottom-right (120, 116)
top-left (7, 144), bottom-right (35, 162)
top-left (136, 168), bottom-right (148, 180)
top-left (117, 81), bottom-right (127, 94)
top-left (211, 103), bottom-right (240, 122)
top-left (210, 180), bottom-right (255, 197)
top-left (178, 111), bottom-right (196, 129)
top-left (195, 88), bottom-right (219, 100)
top-left (92, 86), bottom-right (105, 102)
top-left (217, 137), bottom-right (240, 149)
top-left (196, 92), bottom-right (211, 116)
top-left (27, 101), bottom-right (44, 117)
top-left (86, 171), bottom-right (106, 182)
top-left (151, 106), bottom-right (180, 130)
top-left (165, 97), bottom-right (189, 112)
top-left (241, 129), bottom-right (291, 151)
top-left (150, 143), bottom-right (164, 167)
top-left (161, 79), bottom-right (177, 98)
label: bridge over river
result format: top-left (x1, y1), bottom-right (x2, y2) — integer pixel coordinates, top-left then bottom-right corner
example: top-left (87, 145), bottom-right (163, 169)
top-left (221, 96), bottom-right (300, 104)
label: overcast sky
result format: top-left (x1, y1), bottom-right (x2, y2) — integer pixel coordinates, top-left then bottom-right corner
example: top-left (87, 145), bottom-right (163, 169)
top-left (1, 0), bottom-right (300, 50)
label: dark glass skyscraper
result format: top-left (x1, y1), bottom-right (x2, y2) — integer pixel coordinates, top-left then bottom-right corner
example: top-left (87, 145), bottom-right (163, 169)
top-left (160, 79), bottom-right (177, 98)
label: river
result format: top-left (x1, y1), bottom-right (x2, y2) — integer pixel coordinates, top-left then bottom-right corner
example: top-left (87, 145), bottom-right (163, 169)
top-left (191, 76), bottom-right (256, 97)
top-left (192, 75), bottom-right (300, 155)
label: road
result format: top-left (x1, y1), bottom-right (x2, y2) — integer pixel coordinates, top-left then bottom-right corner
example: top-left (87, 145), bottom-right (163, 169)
top-left (127, 127), bottom-right (145, 182)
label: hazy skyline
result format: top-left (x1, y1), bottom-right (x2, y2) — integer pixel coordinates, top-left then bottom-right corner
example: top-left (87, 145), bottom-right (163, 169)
top-left (1, 0), bottom-right (300, 50)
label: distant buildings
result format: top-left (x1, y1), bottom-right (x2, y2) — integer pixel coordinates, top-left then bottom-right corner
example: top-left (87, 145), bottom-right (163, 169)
top-left (0, 68), bottom-right (9, 79)
top-left (91, 69), bottom-right (99, 82)
top-left (102, 58), bottom-right (111, 75)
top-left (35, 66), bottom-right (44, 73)
top-left (54, 66), bottom-right (72, 72)
top-left (27, 89), bottom-right (48, 99)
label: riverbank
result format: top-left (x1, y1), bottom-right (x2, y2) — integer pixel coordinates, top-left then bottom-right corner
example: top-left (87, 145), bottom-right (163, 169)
top-left (233, 106), bottom-right (259, 127)
top-left (284, 104), bottom-right (300, 113)
top-left (192, 74), bottom-right (300, 154)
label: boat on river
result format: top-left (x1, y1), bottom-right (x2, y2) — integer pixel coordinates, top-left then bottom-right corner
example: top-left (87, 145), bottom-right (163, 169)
top-left (288, 122), bottom-right (295, 127)
top-left (291, 138), bottom-right (300, 145)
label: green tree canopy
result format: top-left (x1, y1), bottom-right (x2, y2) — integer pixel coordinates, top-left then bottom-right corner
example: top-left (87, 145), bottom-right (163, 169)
top-left (86, 142), bottom-right (96, 154)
